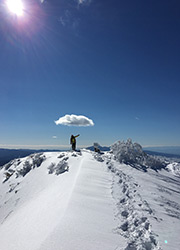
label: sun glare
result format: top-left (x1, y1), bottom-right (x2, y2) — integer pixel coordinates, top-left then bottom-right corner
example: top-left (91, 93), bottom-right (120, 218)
top-left (6, 0), bottom-right (24, 16)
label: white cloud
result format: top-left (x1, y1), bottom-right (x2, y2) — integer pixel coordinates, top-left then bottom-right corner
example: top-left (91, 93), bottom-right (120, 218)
top-left (55, 114), bottom-right (94, 127)
top-left (52, 136), bottom-right (57, 139)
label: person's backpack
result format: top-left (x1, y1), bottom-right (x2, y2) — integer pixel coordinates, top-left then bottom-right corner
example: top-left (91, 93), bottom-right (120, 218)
top-left (70, 135), bottom-right (75, 144)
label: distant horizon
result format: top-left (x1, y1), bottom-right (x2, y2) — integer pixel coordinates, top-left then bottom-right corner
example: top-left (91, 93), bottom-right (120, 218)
top-left (1, 143), bottom-right (180, 151)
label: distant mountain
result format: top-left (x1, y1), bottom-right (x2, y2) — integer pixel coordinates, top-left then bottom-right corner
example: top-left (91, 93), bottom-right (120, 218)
top-left (0, 148), bottom-right (62, 167)
top-left (143, 146), bottom-right (180, 157)
top-left (1, 145), bottom-right (180, 167)
top-left (86, 145), bottom-right (110, 152)
top-left (144, 150), bottom-right (180, 159)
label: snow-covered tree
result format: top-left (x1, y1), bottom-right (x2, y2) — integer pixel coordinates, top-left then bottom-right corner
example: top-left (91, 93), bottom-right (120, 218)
top-left (111, 139), bottom-right (166, 170)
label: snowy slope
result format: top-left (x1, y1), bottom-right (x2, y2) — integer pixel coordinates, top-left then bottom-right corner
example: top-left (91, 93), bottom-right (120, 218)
top-left (0, 150), bottom-right (125, 250)
top-left (0, 149), bottom-right (180, 250)
top-left (105, 152), bottom-right (180, 250)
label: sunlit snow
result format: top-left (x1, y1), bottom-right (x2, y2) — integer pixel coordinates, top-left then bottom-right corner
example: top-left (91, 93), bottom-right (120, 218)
top-left (0, 141), bottom-right (180, 250)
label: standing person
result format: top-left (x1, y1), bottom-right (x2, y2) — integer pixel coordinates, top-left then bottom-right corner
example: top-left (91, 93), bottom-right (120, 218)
top-left (70, 134), bottom-right (80, 151)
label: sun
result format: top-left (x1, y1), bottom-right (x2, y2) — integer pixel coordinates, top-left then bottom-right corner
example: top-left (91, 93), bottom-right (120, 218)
top-left (6, 0), bottom-right (24, 16)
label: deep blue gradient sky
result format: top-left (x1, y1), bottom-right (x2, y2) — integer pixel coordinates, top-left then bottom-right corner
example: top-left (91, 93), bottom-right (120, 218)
top-left (0, 0), bottom-right (180, 149)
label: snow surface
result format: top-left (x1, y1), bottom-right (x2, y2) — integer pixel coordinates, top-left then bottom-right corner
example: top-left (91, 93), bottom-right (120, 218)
top-left (166, 162), bottom-right (180, 177)
top-left (0, 148), bottom-right (180, 250)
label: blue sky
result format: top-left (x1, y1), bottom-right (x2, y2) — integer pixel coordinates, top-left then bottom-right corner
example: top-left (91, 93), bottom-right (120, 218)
top-left (0, 0), bottom-right (180, 149)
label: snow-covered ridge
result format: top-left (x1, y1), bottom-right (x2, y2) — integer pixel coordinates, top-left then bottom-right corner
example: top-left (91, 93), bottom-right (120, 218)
top-left (0, 146), bottom-right (180, 250)
top-left (2, 151), bottom-right (73, 184)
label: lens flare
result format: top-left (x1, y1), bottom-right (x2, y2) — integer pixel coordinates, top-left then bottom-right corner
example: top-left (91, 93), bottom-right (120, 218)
top-left (6, 0), bottom-right (24, 16)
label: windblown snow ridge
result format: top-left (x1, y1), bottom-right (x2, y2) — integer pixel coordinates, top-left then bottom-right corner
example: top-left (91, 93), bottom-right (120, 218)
top-left (1, 151), bottom-right (82, 184)
top-left (2, 153), bottom-right (46, 183)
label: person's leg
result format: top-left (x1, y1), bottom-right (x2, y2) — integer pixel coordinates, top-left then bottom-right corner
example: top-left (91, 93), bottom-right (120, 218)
top-left (72, 143), bottom-right (75, 151)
